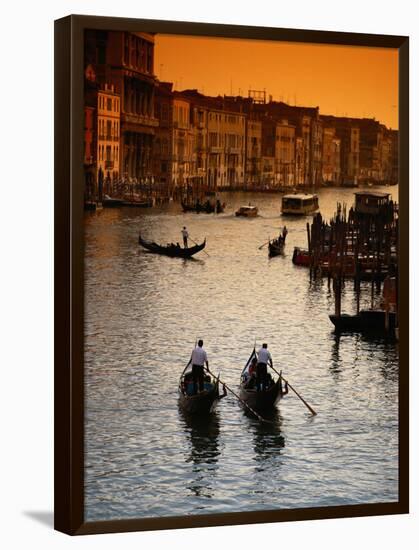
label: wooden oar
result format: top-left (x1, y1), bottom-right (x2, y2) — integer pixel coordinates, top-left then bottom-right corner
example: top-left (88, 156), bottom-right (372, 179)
top-left (270, 365), bottom-right (317, 416)
top-left (190, 237), bottom-right (210, 257)
top-left (206, 368), bottom-right (273, 424)
top-left (258, 240), bottom-right (270, 250)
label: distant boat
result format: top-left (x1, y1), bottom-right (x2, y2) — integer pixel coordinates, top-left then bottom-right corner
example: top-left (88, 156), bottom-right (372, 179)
top-left (138, 234), bottom-right (206, 258)
top-left (102, 195), bottom-right (125, 208)
top-left (235, 205), bottom-right (258, 217)
top-left (292, 247), bottom-right (311, 266)
top-left (178, 359), bottom-right (226, 415)
top-left (281, 193), bottom-right (319, 215)
top-left (329, 309), bottom-right (396, 334)
top-left (181, 200), bottom-right (225, 214)
top-left (268, 236), bottom-right (285, 257)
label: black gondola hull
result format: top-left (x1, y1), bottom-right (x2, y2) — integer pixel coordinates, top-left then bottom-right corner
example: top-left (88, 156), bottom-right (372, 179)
top-left (178, 386), bottom-right (220, 415)
top-left (139, 235), bottom-right (206, 258)
top-left (239, 381), bottom-right (281, 411)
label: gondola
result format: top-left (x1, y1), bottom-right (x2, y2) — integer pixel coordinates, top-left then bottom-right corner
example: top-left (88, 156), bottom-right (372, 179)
top-left (239, 348), bottom-right (287, 411)
top-left (138, 235), bottom-right (206, 258)
top-left (268, 237), bottom-right (285, 257)
top-left (178, 359), bottom-right (226, 415)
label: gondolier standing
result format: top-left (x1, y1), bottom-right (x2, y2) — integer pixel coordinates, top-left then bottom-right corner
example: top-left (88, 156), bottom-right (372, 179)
top-left (256, 343), bottom-right (273, 391)
top-left (191, 340), bottom-right (209, 394)
top-left (181, 226), bottom-right (189, 248)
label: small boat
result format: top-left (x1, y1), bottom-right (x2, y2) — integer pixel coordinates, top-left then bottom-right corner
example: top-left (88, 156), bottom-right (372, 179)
top-left (329, 309), bottom-right (396, 334)
top-left (239, 349), bottom-right (287, 411)
top-left (235, 205), bottom-right (258, 217)
top-left (281, 193), bottom-right (319, 215)
top-left (292, 247), bottom-right (311, 266)
top-left (139, 235), bottom-right (206, 258)
top-left (268, 236), bottom-right (285, 257)
top-left (102, 195), bottom-right (125, 208)
top-left (178, 360), bottom-right (226, 415)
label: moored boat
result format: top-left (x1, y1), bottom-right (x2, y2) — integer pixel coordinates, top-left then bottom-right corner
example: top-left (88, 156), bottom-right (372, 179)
top-left (235, 205), bottom-right (258, 217)
top-left (292, 247), bottom-right (311, 266)
top-left (282, 193), bottom-right (319, 215)
top-left (329, 309), bottom-right (396, 334)
top-left (138, 235), bottom-right (206, 258)
top-left (178, 360), bottom-right (226, 415)
top-left (239, 349), bottom-right (287, 411)
top-left (181, 199), bottom-right (225, 214)
top-left (102, 195), bottom-right (125, 208)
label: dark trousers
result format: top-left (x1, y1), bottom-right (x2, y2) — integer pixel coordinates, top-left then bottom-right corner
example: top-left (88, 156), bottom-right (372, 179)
top-left (183, 236), bottom-right (188, 248)
top-left (192, 364), bottom-right (204, 394)
top-left (256, 362), bottom-right (268, 391)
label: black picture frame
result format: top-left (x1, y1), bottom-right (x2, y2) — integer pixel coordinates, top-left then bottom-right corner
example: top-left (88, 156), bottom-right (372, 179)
top-left (54, 14), bottom-right (409, 536)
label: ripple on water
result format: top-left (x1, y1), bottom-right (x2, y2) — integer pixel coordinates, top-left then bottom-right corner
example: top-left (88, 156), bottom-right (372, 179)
top-left (84, 188), bottom-right (399, 521)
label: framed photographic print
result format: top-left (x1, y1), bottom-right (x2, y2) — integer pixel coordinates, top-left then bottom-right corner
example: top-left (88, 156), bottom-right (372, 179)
top-left (54, 14), bottom-right (409, 535)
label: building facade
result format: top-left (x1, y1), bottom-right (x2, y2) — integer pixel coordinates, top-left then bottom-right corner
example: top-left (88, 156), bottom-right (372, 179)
top-left (322, 127), bottom-right (341, 184)
top-left (85, 30), bottom-right (159, 183)
top-left (96, 85), bottom-right (120, 189)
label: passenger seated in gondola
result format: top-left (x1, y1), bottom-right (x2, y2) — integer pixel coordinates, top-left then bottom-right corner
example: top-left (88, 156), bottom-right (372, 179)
top-left (183, 372), bottom-right (194, 396)
top-left (245, 375), bottom-right (256, 390)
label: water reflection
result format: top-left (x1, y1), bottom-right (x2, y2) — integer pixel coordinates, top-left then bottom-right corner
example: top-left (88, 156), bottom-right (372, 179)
top-left (178, 409), bottom-right (221, 499)
top-left (243, 409), bottom-right (285, 469)
top-left (85, 188), bottom-right (399, 520)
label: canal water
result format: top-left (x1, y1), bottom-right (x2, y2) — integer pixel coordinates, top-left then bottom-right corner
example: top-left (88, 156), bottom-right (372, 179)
top-left (84, 186), bottom-right (399, 521)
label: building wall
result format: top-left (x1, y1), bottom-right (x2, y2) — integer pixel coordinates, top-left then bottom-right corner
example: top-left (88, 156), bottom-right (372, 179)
top-left (172, 98), bottom-right (195, 187)
top-left (275, 121), bottom-right (295, 187)
top-left (246, 120), bottom-right (262, 187)
top-left (207, 109), bottom-right (245, 188)
top-left (322, 127), bottom-right (341, 184)
top-left (85, 30), bottom-right (159, 183)
top-left (97, 86), bottom-right (120, 185)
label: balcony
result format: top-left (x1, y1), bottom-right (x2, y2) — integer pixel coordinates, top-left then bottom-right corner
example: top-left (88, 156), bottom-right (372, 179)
top-left (121, 112), bottom-right (159, 127)
top-left (105, 160), bottom-right (114, 169)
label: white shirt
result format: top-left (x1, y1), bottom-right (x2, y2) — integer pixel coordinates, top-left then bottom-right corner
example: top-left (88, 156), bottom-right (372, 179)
top-left (257, 347), bottom-right (272, 365)
top-left (191, 346), bottom-right (208, 366)
top-left (181, 228), bottom-right (189, 238)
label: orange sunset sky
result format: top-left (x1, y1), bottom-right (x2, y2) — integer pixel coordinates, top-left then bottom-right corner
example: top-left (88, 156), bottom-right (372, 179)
top-left (155, 34), bottom-right (398, 129)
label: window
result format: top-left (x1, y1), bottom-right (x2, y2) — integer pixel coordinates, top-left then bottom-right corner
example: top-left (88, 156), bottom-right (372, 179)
top-left (107, 98), bottom-right (112, 111)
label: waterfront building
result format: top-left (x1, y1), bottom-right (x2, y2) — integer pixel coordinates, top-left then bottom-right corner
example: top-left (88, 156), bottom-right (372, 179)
top-left (389, 129), bottom-right (398, 184)
top-left (322, 127), bottom-right (341, 185)
top-left (206, 106), bottom-right (246, 189)
top-left (84, 105), bottom-right (96, 200)
top-left (172, 95), bottom-right (195, 189)
top-left (84, 65), bottom-right (120, 197)
top-left (321, 116), bottom-right (360, 185)
top-left (275, 120), bottom-right (296, 187)
top-left (260, 118), bottom-right (295, 187)
top-left (96, 84), bottom-right (120, 189)
top-left (246, 119), bottom-right (262, 188)
top-left (153, 81), bottom-right (174, 196)
top-left (84, 30), bottom-right (159, 183)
